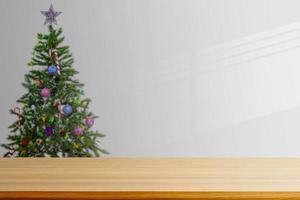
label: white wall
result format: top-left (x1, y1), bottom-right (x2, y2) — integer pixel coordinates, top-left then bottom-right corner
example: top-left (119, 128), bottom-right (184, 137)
top-left (2, 0), bottom-right (300, 156)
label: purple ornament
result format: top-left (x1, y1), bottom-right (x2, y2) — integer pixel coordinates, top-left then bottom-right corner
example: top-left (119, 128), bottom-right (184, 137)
top-left (40, 88), bottom-right (50, 98)
top-left (40, 4), bottom-right (62, 25)
top-left (44, 126), bottom-right (54, 137)
top-left (85, 117), bottom-right (94, 128)
top-left (73, 126), bottom-right (83, 136)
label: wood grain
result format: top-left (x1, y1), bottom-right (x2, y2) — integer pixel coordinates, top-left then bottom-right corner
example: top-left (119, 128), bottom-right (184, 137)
top-left (2, 192), bottom-right (300, 200)
top-left (2, 158), bottom-right (300, 199)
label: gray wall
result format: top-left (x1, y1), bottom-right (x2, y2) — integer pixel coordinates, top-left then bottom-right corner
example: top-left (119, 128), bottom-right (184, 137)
top-left (2, 0), bottom-right (300, 156)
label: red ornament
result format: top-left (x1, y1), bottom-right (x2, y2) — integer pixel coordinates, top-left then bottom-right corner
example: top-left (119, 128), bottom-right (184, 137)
top-left (21, 138), bottom-right (30, 146)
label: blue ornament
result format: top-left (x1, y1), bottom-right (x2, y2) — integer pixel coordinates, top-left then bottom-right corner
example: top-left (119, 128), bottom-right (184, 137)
top-left (48, 65), bottom-right (58, 75)
top-left (63, 104), bottom-right (73, 116)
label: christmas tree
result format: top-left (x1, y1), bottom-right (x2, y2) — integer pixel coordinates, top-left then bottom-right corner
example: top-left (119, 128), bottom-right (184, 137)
top-left (1, 5), bottom-right (108, 157)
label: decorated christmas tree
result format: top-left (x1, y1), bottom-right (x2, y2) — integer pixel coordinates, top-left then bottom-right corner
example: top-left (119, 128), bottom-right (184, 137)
top-left (1, 5), bottom-right (107, 157)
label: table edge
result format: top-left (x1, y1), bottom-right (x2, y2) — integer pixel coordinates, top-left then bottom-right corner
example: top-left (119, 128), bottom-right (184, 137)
top-left (2, 192), bottom-right (300, 200)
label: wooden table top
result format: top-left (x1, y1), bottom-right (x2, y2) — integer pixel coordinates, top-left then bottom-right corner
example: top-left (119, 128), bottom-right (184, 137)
top-left (1, 158), bottom-right (300, 192)
top-left (3, 158), bottom-right (300, 199)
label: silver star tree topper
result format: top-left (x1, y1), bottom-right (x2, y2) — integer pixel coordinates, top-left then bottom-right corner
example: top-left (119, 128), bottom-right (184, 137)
top-left (41, 4), bottom-right (62, 25)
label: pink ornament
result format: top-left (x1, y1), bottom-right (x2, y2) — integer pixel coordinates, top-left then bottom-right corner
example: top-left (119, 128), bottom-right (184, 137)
top-left (85, 117), bottom-right (94, 128)
top-left (40, 88), bottom-right (50, 98)
top-left (73, 126), bottom-right (83, 136)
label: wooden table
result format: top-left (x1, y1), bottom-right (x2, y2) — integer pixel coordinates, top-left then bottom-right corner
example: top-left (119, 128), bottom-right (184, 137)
top-left (1, 158), bottom-right (300, 199)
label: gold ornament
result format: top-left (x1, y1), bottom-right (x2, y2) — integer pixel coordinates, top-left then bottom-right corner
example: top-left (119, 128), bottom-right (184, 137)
top-left (41, 116), bottom-right (46, 122)
top-left (33, 79), bottom-right (42, 87)
top-left (64, 133), bottom-right (70, 139)
top-left (74, 143), bottom-right (80, 149)
top-left (20, 150), bottom-right (27, 156)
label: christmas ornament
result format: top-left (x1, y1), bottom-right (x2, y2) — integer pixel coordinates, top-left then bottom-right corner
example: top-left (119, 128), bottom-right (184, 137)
top-left (64, 132), bottom-right (70, 139)
top-left (63, 104), bottom-right (72, 116)
top-left (85, 117), bottom-right (94, 128)
top-left (50, 49), bottom-right (61, 75)
top-left (40, 4), bottom-right (61, 25)
top-left (54, 99), bottom-right (61, 107)
top-left (40, 88), bottom-right (50, 98)
top-left (20, 150), bottom-right (27, 156)
top-left (36, 139), bottom-right (42, 145)
top-left (48, 65), bottom-right (58, 75)
top-left (74, 143), bottom-right (80, 149)
top-left (54, 99), bottom-right (62, 115)
top-left (8, 146), bottom-right (15, 154)
top-left (73, 126), bottom-right (83, 136)
top-left (44, 126), bottom-right (54, 137)
top-left (55, 112), bottom-right (60, 119)
top-left (41, 116), bottom-right (46, 122)
top-left (58, 105), bottom-right (64, 113)
top-left (21, 138), bottom-right (30, 146)
top-left (13, 106), bottom-right (21, 129)
top-left (53, 99), bottom-right (63, 120)
top-left (33, 79), bottom-right (42, 87)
